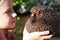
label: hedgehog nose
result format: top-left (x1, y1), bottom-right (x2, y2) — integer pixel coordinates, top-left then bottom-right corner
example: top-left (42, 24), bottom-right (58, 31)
top-left (31, 14), bottom-right (34, 17)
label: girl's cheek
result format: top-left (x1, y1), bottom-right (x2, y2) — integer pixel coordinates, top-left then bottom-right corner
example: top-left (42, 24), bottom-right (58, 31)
top-left (0, 13), bottom-right (10, 28)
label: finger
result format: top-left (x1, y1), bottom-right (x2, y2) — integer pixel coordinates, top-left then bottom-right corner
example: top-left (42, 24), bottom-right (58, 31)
top-left (31, 31), bottom-right (49, 36)
top-left (41, 35), bottom-right (53, 39)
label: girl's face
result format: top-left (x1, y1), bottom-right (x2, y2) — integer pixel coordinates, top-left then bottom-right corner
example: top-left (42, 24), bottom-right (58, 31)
top-left (0, 9), bottom-right (17, 29)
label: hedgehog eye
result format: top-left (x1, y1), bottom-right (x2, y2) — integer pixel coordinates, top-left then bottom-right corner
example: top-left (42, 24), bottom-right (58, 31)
top-left (31, 17), bottom-right (36, 23)
top-left (39, 11), bottom-right (41, 14)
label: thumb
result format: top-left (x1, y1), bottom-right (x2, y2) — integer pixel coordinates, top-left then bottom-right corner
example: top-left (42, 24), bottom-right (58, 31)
top-left (30, 31), bottom-right (49, 36)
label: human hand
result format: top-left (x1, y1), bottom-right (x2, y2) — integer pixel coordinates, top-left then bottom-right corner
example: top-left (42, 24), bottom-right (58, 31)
top-left (28, 31), bottom-right (53, 40)
top-left (23, 28), bottom-right (53, 40)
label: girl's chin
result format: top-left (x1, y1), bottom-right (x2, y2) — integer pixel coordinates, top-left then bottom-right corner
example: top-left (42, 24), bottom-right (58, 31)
top-left (8, 29), bottom-right (14, 32)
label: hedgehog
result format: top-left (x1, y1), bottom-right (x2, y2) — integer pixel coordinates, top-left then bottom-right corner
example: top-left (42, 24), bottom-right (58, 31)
top-left (24, 6), bottom-right (60, 40)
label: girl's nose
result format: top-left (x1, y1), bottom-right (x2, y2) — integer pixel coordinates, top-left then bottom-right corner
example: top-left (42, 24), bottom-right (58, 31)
top-left (11, 13), bottom-right (17, 18)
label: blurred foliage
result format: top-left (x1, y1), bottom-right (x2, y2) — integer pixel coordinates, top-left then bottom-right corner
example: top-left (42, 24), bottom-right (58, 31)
top-left (13, 0), bottom-right (60, 15)
top-left (13, 16), bottom-right (29, 40)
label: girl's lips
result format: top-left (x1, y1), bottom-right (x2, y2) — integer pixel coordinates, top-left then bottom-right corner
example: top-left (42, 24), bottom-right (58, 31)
top-left (11, 18), bottom-right (16, 23)
top-left (12, 20), bottom-right (16, 23)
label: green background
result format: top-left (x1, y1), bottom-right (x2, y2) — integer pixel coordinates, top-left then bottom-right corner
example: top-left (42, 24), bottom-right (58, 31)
top-left (13, 0), bottom-right (60, 40)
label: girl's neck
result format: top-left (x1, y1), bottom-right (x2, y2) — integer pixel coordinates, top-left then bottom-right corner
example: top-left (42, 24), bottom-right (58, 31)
top-left (0, 30), bottom-right (7, 40)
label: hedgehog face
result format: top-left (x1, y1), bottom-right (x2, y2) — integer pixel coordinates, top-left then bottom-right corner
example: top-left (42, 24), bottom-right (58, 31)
top-left (30, 6), bottom-right (56, 22)
top-left (30, 6), bottom-right (48, 19)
